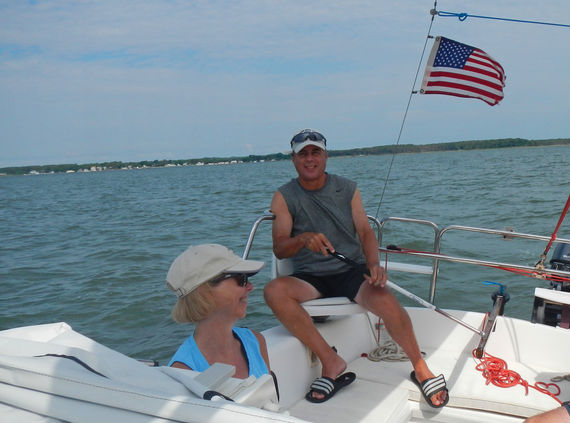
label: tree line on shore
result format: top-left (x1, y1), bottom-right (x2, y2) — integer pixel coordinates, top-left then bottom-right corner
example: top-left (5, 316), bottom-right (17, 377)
top-left (2, 137), bottom-right (569, 176)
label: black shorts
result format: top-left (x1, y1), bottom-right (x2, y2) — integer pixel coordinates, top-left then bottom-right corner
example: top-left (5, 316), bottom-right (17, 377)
top-left (292, 266), bottom-right (369, 302)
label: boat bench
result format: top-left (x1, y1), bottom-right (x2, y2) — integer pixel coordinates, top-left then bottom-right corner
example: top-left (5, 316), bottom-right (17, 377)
top-left (265, 312), bottom-right (413, 422)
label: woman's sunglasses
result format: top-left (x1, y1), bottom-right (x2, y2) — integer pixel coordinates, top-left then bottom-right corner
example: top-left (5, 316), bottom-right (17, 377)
top-left (210, 273), bottom-right (249, 287)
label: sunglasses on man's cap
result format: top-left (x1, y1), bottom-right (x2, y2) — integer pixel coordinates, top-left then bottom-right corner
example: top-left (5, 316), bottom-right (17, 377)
top-left (290, 130), bottom-right (327, 149)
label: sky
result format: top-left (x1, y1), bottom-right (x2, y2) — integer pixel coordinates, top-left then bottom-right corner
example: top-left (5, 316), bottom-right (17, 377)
top-left (1, 1), bottom-right (569, 167)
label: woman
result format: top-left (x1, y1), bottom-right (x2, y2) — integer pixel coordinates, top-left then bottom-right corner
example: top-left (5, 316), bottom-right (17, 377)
top-left (166, 243), bottom-right (270, 379)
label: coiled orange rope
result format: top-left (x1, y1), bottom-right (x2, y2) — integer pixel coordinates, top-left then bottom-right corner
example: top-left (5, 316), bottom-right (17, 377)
top-left (472, 349), bottom-right (562, 404)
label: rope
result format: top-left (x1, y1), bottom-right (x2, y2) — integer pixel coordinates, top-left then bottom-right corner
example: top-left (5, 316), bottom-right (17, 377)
top-left (368, 339), bottom-right (410, 362)
top-left (364, 314), bottom-right (424, 362)
top-left (489, 264), bottom-right (570, 284)
top-left (536, 194), bottom-right (570, 270)
top-left (436, 10), bottom-right (570, 28)
top-left (374, 1), bottom-right (438, 220)
top-left (473, 349), bottom-right (562, 404)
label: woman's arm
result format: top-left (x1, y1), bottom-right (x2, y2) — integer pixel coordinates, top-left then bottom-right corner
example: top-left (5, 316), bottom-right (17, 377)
top-left (170, 361), bottom-right (192, 370)
top-left (253, 330), bottom-right (271, 372)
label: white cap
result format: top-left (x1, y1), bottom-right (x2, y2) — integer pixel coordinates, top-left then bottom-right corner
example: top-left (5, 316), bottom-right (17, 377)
top-left (166, 244), bottom-right (264, 298)
top-left (290, 129), bottom-right (327, 154)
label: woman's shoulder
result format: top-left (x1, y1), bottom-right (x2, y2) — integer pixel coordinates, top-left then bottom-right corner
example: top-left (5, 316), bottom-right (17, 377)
top-left (235, 327), bottom-right (270, 373)
top-left (233, 326), bottom-right (256, 338)
top-left (251, 329), bottom-right (266, 346)
top-left (233, 327), bottom-right (266, 345)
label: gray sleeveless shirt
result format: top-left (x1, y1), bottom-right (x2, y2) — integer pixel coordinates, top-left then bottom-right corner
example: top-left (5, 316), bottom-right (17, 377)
top-left (278, 173), bottom-right (365, 275)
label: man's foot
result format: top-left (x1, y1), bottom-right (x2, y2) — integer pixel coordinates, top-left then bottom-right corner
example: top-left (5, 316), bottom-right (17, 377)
top-left (411, 369), bottom-right (448, 407)
top-left (305, 372), bottom-right (356, 403)
top-left (308, 348), bottom-right (347, 401)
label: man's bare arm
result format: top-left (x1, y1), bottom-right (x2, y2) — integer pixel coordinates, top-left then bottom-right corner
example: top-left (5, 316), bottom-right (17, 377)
top-left (271, 191), bottom-right (333, 259)
top-left (351, 189), bottom-right (387, 286)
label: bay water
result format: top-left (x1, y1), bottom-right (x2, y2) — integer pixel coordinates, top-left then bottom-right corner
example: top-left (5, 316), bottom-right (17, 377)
top-left (1, 145), bottom-right (569, 364)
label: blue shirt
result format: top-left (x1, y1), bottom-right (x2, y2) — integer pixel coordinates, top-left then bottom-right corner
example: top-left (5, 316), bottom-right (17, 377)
top-left (168, 327), bottom-right (269, 378)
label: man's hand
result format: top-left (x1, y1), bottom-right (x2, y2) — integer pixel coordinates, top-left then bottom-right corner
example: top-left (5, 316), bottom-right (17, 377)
top-left (300, 232), bottom-right (334, 256)
top-left (364, 263), bottom-right (387, 287)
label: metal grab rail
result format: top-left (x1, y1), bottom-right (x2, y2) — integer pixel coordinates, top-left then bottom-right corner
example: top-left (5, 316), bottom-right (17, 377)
top-left (242, 213), bottom-right (275, 260)
top-left (243, 213), bottom-right (570, 306)
top-left (378, 217), bottom-right (570, 303)
top-left (376, 217), bottom-right (441, 302)
top-left (439, 224), bottom-right (570, 243)
top-left (243, 213), bottom-right (386, 260)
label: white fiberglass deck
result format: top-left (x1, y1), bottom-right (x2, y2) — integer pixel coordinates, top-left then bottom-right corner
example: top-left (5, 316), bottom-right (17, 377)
top-left (0, 308), bottom-right (567, 423)
top-left (266, 308), bottom-right (568, 423)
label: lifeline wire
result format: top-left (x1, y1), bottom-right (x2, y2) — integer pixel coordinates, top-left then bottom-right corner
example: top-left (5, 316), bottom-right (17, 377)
top-left (374, 2), bottom-right (438, 220)
top-left (436, 10), bottom-right (570, 28)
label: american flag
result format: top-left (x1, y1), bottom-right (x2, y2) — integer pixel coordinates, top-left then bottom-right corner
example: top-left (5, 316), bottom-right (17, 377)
top-left (420, 36), bottom-right (506, 106)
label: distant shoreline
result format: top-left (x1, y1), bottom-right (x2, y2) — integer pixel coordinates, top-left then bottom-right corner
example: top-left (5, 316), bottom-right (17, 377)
top-left (1, 137), bottom-right (568, 176)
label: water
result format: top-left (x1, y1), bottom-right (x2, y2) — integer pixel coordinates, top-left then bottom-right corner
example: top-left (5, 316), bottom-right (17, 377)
top-left (1, 145), bottom-right (569, 364)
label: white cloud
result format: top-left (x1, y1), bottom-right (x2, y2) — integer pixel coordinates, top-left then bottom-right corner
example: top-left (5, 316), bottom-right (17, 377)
top-left (1, 0), bottom-right (569, 166)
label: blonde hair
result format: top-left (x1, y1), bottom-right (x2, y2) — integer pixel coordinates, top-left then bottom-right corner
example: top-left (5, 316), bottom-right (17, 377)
top-left (171, 282), bottom-right (216, 323)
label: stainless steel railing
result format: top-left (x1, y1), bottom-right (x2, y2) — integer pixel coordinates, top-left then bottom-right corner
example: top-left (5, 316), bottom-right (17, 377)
top-left (243, 213), bottom-right (570, 304)
top-left (243, 213), bottom-right (275, 260)
top-left (377, 217), bottom-right (570, 303)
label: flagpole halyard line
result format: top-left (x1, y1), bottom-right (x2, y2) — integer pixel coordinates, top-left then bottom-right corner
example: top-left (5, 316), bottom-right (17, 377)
top-left (374, 2), bottom-right (438, 220)
top-left (436, 10), bottom-right (570, 28)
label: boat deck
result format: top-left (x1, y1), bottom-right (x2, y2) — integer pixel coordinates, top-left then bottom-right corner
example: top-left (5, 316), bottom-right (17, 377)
top-left (265, 308), bottom-right (568, 423)
top-left (0, 310), bottom-right (568, 422)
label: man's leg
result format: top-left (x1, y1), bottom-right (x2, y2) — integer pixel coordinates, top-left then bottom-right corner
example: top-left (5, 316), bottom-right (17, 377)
top-left (264, 276), bottom-right (346, 380)
top-left (354, 282), bottom-right (448, 407)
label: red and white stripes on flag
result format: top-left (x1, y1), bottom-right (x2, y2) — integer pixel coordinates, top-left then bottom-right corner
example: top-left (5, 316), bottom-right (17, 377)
top-left (420, 36), bottom-right (506, 106)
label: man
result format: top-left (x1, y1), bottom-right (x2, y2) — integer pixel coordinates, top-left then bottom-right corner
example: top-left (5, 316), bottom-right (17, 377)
top-left (264, 129), bottom-right (448, 406)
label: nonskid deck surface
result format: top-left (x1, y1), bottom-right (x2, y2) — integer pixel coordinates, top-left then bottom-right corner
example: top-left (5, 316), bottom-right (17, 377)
top-left (267, 308), bottom-right (568, 423)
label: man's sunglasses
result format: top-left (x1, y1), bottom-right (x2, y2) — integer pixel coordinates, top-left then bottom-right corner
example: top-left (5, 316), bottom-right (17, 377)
top-left (210, 273), bottom-right (250, 287)
top-left (290, 130), bottom-right (327, 148)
